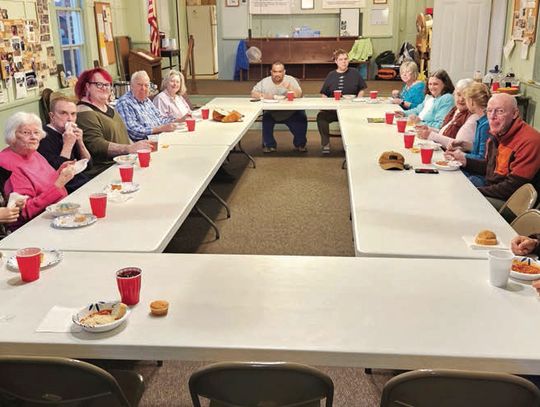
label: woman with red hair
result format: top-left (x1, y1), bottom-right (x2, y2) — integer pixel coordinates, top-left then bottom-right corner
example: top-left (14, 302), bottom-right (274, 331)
top-left (75, 68), bottom-right (151, 177)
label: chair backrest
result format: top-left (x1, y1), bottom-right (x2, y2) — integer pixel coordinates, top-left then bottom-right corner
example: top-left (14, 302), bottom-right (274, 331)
top-left (189, 362), bottom-right (334, 407)
top-left (511, 209), bottom-right (540, 236)
top-left (40, 88), bottom-right (54, 123)
top-left (380, 369), bottom-right (540, 407)
top-left (499, 183), bottom-right (537, 223)
top-left (0, 355), bottom-right (133, 406)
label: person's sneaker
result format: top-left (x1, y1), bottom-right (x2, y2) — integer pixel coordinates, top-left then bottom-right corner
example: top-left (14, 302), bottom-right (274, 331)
top-left (263, 146), bottom-right (277, 153)
top-left (294, 146), bottom-right (308, 153)
top-left (322, 144), bottom-right (331, 155)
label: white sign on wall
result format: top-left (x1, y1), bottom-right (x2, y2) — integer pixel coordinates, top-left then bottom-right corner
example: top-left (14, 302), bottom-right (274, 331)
top-left (322, 0), bottom-right (365, 9)
top-left (250, 0), bottom-right (292, 14)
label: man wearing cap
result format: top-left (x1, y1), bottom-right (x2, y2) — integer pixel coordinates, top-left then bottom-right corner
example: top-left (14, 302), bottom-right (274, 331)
top-left (251, 61), bottom-right (307, 153)
top-left (446, 93), bottom-right (540, 209)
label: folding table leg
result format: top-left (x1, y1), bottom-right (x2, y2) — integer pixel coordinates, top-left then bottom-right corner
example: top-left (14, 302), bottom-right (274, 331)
top-left (230, 140), bottom-right (256, 168)
top-left (194, 205), bottom-right (220, 239)
top-left (207, 187), bottom-right (231, 218)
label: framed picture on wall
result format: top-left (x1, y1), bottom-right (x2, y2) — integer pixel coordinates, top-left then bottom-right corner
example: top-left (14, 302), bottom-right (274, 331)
top-left (373, 0), bottom-right (387, 4)
top-left (226, 0), bottom-right (239, 7)
top-left (301, 0), bottom-right (314, 9)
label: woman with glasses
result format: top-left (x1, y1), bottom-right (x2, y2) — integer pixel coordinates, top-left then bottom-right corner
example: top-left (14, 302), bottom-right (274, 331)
top-left (0, 112), bottom-right (75, 230)
top-left (153, 70), bottom-right (193, 120)
top-left (75, 68), bottom-right (151, 177)
top-left (395, 69), bottom-right (455, 129)
top-left (390, 61), bottom-right (425, 110)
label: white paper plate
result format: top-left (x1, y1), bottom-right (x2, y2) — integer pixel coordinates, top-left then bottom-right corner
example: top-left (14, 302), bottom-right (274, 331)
top-left (352, 97), bottom-right (368, 102)
top-left (73, 159), bottom-right (89, 174)
top-left (7, 249), bottom-right (63, 271)
top-left (52, 213), bottom-right (97, 229)
top-left (262, 99), bottom-right (279, 103)
top-left (433, 160), bottom-right (462, 171)
top-left (72, 301), bottom-right (130, 333)
top-left (113, 154), bottom-right (137, 165)
top-left (510, 257), bottom-right (540, 281)
top-left (462, 236), bottom-right (508, 251)
top-left (46, 202), bottom-right (80, 217)
top-left (104, 182), bottom-right (140, 194)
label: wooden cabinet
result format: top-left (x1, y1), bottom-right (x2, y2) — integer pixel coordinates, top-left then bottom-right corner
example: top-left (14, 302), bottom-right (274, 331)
top-left (245, 37), bottom-right (369, 81)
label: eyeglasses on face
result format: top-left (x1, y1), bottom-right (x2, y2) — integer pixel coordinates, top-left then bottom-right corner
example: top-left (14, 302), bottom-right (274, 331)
top-left (89, 81), bottom-right (112, 89)
top-left (16, 130), bottom-right (42, 137)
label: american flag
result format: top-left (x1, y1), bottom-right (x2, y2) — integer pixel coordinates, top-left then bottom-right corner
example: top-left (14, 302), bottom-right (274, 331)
top-left (148, 0), bottom-right (160, 56)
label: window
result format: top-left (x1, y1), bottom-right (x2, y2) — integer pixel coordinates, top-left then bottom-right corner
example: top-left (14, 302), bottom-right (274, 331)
top-left (55, 0), bottom-right (85, 77)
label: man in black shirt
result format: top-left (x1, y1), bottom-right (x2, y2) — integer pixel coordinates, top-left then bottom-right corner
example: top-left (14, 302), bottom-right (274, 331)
top-left (317, 49), bottom-right (367, 154)
top-left (38, 95), bottom-right (92, 192)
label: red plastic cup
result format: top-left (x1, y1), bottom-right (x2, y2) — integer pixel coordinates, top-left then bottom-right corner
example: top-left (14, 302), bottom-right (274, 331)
top-left (137, 149), bottom-right (151, 168)
top-left (116, 267), bottom-right (142, 306)
top-left (396, 118), bottom-right (407, 133)
top-left (492, 82), bottom-right (500, 91)
top-left (16, 247), bottom-right (41, 282)
top-left (385, 112), bottom-right (395, 125)
top-left (89, 193), bottom-right (107, 218)
top-left (119, 165), bottom-right (133, 183)
top-left (333, 90), bottom-right (342, 100)
top-left (186, 118), bottom-right (196, 132)
top-left (148, 135), bottom-right (159, 152)
top-left (287, 91), bottom-right (295, 101)
top-left (201, 108), bottom-right (209, 120)
top-left (404, 132), bottom-right (415, 149)
top-left (370, 90), bottom-right (378, 99)
top-left (420, 147), bottom-right (434, 164)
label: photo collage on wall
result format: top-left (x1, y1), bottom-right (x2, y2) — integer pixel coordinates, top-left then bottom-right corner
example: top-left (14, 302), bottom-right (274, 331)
top-left (0, 0), bottom-right (56, 102)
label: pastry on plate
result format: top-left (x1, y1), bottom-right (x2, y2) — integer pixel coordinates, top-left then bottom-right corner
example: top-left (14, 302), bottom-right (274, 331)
top-left (475, 230), bottom-right (498, 245)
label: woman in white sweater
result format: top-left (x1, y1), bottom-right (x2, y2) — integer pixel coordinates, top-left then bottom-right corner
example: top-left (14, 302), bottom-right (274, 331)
top-left (415, 78), bottom-right (478, 149)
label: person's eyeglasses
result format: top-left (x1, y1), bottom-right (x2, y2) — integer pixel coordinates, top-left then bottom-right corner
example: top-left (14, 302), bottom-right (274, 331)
top-left (486, 108), bottom-right (507, 116)
top-left (16, 130), bottom-right (42, 137)
top-left (89, 81), bottom-right (112, 90)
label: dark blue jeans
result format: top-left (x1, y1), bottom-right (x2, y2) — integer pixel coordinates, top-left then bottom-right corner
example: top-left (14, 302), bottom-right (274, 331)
top-left (262, 110), bottom-right (308, 148)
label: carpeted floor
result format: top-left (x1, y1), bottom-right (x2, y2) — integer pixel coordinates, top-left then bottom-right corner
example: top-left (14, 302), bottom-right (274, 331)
top-left (132, 81), bottom-right (401, 405)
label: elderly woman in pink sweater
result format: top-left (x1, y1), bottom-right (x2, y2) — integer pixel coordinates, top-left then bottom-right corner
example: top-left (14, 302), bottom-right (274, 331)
top-left (0, 112), bottom-right (75, 230)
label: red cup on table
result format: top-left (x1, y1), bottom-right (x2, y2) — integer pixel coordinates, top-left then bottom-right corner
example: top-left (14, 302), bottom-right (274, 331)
top-left (492, 82), bottom-right (500, 92)
top-left (137, 149), bottom-right (151, 168)
top-left (396, 118), bottom-right (407, 133)
top-left (287, 91), bottom-right (295, 101)
top-left (201, 108), bottom-right (210, 120)
top-left (370, 90), bottom-right (378, 99)
top-left (333, 90), bottom-right (342, 101)
top-left (119, 165), bottom-right (133, 183)
top-left (385, 112), bottom-right (395, 125)
top-left (89, 193), bottom-right (107, 218)
top-left (403, 132), bottom-right (415, 149)
top-left (148, 134), bottom-right (159, 152)
top-left (420, 146), bottom-right (434, 164)
top-left (16, 247), bottom-right (41, 282)
top-left (116, 267), bottom-right (142, 306)
top-left (186, 118), bottom-right (196, 132)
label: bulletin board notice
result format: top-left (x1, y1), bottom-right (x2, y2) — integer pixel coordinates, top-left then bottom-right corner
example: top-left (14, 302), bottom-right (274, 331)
top-left (323, 0), bottom-right (365, 9)
top-left (250, 0), bottom-right (291, 15)
top-left (94, 2), bottom-right (116, 66)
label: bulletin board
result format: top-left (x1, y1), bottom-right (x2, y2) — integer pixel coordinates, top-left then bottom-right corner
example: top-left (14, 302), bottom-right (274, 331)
top-left (94, 2), bottom-right (116, 66)
top-left (511, 0), bottom-right (539, 44)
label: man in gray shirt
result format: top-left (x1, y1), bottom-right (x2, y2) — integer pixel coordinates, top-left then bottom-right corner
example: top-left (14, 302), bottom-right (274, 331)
top-left (251, 62), bottom-right (308, 153)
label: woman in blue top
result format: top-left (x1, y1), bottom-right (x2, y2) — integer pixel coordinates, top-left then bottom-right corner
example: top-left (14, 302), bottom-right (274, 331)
top-left (396, 69), bottom-right (455, 129)
top-left (391, 61), bottom-right (425, 110)
top-left (445, 82), bottom-right (490, 178)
